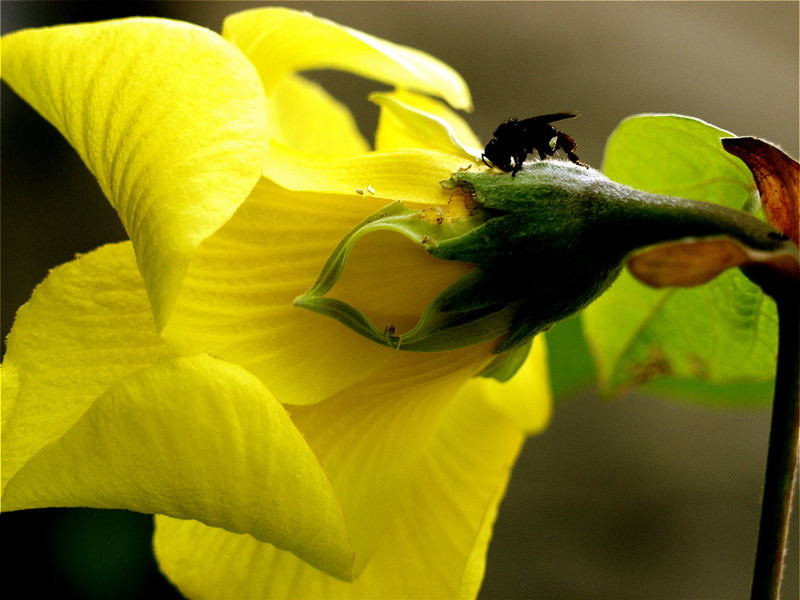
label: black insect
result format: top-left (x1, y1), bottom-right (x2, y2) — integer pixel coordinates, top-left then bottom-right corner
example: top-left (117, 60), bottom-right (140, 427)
top-left (482, 112), bottom-right (587, 176)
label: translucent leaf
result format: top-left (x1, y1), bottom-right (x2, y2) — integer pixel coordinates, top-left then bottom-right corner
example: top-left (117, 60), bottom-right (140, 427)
top-left (602, 114), bottom-right (756, 210)
top-left (584, 115), bottom-right (778, 399)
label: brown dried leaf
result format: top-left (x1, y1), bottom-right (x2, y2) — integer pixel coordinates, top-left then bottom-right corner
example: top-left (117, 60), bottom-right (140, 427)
top-left (722, 137), bottom-right (800, 246)
top-left (628, 237), bottom-right (799, 289)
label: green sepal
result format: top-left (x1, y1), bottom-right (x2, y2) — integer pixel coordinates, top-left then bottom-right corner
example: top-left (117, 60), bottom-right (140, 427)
top-left (442, 163), bottom-right (790, 351)
top-left (477, 339), bottom-right (533, 382)
top-left (294, 201), bottom-right (515, 352)
top-left (296, 161), bottom-right (791, 355)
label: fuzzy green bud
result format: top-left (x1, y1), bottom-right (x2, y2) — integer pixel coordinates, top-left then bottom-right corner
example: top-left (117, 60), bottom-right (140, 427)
top-left (295, 161), bottom-right (789, 362)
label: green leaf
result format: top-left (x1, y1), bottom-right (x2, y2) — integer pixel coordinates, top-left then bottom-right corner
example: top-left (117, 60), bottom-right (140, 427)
top-left (544, 314), bottom-right (597, 400)
top-left (584, 115), bottom-right (777, 401)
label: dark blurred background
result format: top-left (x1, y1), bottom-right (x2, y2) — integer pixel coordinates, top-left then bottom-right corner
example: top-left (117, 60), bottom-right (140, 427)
top-left (2, 2), bottom-right (798, 598)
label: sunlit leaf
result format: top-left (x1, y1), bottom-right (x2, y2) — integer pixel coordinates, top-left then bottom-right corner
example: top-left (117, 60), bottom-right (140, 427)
top-left (544, 315), bottom-right (596, 400)
top-left (584, 115), bottom-right (778, 400)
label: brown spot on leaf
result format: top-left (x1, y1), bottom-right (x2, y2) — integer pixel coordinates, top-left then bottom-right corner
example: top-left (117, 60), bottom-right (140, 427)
top-left (629, 346), bottom-right (672, 385)
top-left (688, 355), bottom-right (710, 379)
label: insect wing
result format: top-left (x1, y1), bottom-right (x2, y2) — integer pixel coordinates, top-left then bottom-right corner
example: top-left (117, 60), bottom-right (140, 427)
top-left (519, 112), bottom-right (579, 126)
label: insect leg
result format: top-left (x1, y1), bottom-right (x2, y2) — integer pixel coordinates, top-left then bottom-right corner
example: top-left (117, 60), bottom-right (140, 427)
top-left (535, 146), bottom-right (550, 160)
top-left (555, 132), bottom-right (588, 167)
top-left (511, 149), bottom-right (528, 176)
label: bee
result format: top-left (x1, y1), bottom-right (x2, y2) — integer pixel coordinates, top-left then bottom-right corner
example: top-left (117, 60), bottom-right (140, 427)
top-left (482, 112), bottom-right (587, 176)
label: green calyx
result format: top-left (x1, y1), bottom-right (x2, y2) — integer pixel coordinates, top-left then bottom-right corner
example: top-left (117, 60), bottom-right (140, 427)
top-left (293, 200), bottom-right (513, 353)
top-left (295, 160), bottom-right (790, 362)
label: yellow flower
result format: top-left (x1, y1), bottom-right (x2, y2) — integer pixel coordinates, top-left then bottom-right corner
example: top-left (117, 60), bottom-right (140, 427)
top-left (1, 8), bottom-right (551, 598)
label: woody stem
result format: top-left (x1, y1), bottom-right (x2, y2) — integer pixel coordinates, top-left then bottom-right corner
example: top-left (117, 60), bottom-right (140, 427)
top-left (750, 290), bottom-right (799, 600)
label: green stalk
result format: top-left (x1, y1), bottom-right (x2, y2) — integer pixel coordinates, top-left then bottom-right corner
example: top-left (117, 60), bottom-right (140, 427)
top-left (750, 288), bottom-right (799, 600)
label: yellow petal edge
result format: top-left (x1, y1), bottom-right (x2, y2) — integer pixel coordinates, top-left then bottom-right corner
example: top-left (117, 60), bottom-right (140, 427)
top-left (3, 353), bottom-right (354, 580)
top-left (1, 18), bottom-right (269, 329)
top-left (154, 368), bottom-right (526, 599)
top-left (371, 90), bottom-right (482, 157)
top-left (1, 243), bottom-right (170, 491)
top-left (224, 7), bottom-right (472, 111)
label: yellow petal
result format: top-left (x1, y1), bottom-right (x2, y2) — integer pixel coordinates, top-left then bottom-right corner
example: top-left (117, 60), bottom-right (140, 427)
top-left (264, 141), bottom-right (470, 204)
top-left (3, 354), bottom-right (354, 580)
top-left (154, 361), bottom-right (524, 598)
top-left (1, 18), bottom-right (269, 329)
top-left (163, 177), bottom-right (400, 406)
top-left (166, 292), bottom-right (492, 572)
top-left (223, 7), bottom-right (472, 111)
top-left (269, 73), bottom-right (369, 157)
top-left (288, 342), bottom-right (495, 574)
top-left (1, 242), bottom-right (171, 491)
top-left (371, 90), bottom-right (483, 157)
top-left (165, 176), bottom-right (476, 405)
top-left (473, 336), bottom-right (552, 433)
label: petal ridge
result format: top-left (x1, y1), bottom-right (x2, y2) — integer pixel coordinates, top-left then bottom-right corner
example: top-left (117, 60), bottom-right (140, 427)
top-left (2, 18), bottom-right (270, 329)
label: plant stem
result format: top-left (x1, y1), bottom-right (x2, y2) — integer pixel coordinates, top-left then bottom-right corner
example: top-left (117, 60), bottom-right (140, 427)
top-left (750, 292), bottom-right (799, 600)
